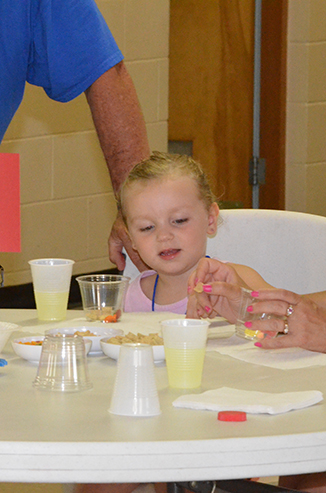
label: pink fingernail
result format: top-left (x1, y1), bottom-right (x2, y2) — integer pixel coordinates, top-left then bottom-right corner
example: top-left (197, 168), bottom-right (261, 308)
top-left (247, 305), bottom-right (253, 312)
top-left (244, 321), bottom-right (252, 328)
top-left (187, 286), bottom-right (192, 293)
top-left (205, 306), bottom-right (211, 313)
top-left (251, 291), bottom-right (259, 297)
top-left (203, 285), bottom-right (212, 293)
top-left (254, 342), bottom-right (262, 348)
top-left (195, 278), bottom-right (198, 285)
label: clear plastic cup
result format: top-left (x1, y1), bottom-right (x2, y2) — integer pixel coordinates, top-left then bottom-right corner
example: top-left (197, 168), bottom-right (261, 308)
top-left (109, 343), bottom-right (161, 416)
top-left (235, 287), bottom-right (279, 341)
top-left (29, 258), bottom-right (75, 321)
top-left (76, 274), bottom-right (130, 322)
top-left (33, 333), bottom-right (92, 392)
top-left (161, 319), bottom-right (209, 389)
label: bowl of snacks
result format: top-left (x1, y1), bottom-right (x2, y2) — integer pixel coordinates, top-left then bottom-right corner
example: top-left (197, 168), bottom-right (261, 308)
top-left (12, 335), bottom-right (92, 364)
top-left (0, 322), bottom-right (20, 353)
top-left (100, 332), bottom-right (165, 362)
top-left (45, 326), bottom-right (123, 354)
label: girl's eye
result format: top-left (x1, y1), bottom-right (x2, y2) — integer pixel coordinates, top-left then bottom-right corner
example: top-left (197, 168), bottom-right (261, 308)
top-left (174, 218), bottom-right (188, 225)
top-left (140, 225), bottom-right (154, 232)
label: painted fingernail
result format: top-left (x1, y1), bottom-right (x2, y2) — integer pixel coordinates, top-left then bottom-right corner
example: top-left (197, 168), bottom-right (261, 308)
top-left (205, 306), bottom-right (211, 313)
top-left (203, 285), bottom-right (212, 293)
top-left (251, 291), bottom-right (259, 297)
top-left (244, 321), bottom-right (252, 328)
top-left (254, 342), bottom-right (262, 348)
top-left (187, 286), bottom-right (192, 293)
top-left (247, 305), bottom-right (253, 312)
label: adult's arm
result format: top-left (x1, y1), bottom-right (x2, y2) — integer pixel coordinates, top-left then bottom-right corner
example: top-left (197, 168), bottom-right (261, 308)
top-left (85, 61), bottom-right (150, 271)
top-left (85, 61), bottom-right (150, 193)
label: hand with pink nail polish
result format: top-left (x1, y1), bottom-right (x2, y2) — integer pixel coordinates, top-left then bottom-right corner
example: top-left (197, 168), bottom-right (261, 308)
top-left (186, 257), bottom-right (272, 322)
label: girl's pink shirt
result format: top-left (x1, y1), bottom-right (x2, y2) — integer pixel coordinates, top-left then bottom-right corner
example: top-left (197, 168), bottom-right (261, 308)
top-left (124, 270), bottom-right (187, 314)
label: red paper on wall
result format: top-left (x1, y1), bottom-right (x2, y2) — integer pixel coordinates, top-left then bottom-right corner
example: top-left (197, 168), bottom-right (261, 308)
top-left (0, 153), bottom-right (21, 252)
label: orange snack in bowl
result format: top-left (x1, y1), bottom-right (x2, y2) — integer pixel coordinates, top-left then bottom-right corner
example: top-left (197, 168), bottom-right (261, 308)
top-left (19, 340), bottom-right (43, 346)
top-left (104, 309), bottom-right (121, 323)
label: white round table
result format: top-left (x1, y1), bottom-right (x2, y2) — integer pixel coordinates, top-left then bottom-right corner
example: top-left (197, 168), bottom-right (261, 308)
top-left (0, 309), bottom-right (325, 484)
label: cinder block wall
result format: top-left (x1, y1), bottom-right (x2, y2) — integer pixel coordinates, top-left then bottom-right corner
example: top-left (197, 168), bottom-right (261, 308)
top-left (286, 0), bottom-right (326, 216)
top-left (0, 0), bottom-right (169, 286)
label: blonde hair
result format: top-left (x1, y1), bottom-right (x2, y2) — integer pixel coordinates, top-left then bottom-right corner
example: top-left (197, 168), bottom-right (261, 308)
top-left (119, 151), bottom-right (216, 223)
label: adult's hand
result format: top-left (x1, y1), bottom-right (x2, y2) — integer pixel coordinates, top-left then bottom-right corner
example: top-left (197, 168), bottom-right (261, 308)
top-left (248, 289), bottom-right (326, 353)
top-left (108, 212), bottom-right (148, 273)
top-left (186, 258), bottom-right (249, 322)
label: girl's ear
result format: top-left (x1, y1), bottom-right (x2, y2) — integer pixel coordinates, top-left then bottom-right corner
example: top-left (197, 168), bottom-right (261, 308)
top-left (207, 202), bottom-right (219, 236)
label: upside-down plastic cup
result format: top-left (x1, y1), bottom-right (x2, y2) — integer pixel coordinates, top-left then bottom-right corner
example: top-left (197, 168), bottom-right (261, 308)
top-left (109, 343), bottom-right (161, 417)
top-left (161, 319), bottom-right (209, 389)
top-left (76, 274), bottom-right (130, 323)
top-left (33, 334), bottom-right (92, 392)
top-left (235, 287), bottom-right (279, 341)
top-left (29, 258), bottom-right (75, 321)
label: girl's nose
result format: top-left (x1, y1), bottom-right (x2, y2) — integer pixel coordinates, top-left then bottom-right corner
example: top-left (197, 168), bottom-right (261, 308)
top-left (156, 226), bottom-right (173, 241)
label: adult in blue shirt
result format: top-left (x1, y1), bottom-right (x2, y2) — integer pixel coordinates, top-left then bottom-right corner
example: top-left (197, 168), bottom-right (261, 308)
top-left (0, 0), bottom-right (150, 271)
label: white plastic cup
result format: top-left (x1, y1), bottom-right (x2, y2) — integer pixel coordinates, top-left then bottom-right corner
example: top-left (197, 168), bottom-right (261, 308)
top-left (161, 319), bottom-right (209, 389)
top-left (33, 334), bottom-right (92, 392)
top-left (109, 343), bottom-right (161, 417)
top-left (29, 258), bottom-right (75, 321)
top-left (235, 287), bottom-right (279, 341)
top-left (76, 274), bottom-right (130, 322)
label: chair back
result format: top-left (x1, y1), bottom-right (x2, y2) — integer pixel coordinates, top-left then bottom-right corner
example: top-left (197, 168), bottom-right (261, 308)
top-left (124, 209), bottom-right (326, 294)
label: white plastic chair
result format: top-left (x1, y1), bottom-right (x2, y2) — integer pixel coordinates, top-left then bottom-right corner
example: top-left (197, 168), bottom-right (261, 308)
top-left (123, 209), bottom-right (326, 294)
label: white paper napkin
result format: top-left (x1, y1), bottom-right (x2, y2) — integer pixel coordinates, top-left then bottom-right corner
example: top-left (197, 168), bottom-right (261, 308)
top-left (207, 333), bottom-right (326, 370)
top-left (173, 387), bottom-right (323, 414)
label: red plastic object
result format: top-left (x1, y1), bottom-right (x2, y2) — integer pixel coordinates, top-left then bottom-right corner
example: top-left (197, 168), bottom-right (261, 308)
top-left (218, 411), bottom-right (247, 422)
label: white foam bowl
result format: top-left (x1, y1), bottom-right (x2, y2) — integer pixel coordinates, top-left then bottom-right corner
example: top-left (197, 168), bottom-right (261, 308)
top-left (100, 338), bottom-right (165, 362)
top-left (12, 335), bottom-right (92, 364)
top-left (45, 325), bottom-right (123, 354)
top-left (0, 322), bottom-right (20, 353)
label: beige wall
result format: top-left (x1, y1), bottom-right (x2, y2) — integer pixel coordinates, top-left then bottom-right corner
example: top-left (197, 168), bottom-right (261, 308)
top-left (0, 0), bottom-right (169, 287)
top-left (286, 0), bottom-right (326, 216)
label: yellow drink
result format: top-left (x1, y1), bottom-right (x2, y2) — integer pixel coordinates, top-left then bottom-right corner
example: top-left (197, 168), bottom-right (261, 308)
top-left (34, 291), bottom-right (69, 321)
top-left (164, 347), bottom-right (206, 388)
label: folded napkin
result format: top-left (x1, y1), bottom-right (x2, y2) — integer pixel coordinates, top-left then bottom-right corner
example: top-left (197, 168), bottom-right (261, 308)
top-left (173, 387), bottom-right (323, 414)
top-left (207, 333), bottom-right (326, 370)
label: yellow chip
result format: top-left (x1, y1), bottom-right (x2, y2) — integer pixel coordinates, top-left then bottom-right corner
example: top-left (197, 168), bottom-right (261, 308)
top-left (194, 282), bottom-right (204, 293)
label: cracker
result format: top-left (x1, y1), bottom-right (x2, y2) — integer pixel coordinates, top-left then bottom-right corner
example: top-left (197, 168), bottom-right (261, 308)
top-left (194, 282), bottom-right (204, 293)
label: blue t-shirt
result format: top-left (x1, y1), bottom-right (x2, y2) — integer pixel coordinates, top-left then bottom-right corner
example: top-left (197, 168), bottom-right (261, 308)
top-left (0, 0), bottom-right (123, 142)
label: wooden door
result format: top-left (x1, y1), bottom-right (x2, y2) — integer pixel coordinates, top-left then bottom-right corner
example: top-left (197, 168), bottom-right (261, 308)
top-left (169, 0), bottom-right (287, 210)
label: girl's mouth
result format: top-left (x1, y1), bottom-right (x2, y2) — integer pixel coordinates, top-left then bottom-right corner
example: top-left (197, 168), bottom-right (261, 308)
top-left (159, 249), bottom-right (181, 260)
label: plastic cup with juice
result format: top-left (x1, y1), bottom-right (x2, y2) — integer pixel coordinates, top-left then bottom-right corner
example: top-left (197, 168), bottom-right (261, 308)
top-left (29, 259), bottom-right (74, 321)
top-left (161, 319), bottom-right (209, 389)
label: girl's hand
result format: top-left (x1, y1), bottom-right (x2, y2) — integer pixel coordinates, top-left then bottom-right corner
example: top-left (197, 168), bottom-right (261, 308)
top-left (186, 258), bottom-right (249, 322)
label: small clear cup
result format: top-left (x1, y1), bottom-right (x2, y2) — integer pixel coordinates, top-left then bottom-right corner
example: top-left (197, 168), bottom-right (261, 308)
top-left (109, 343), bottom-right (161, 417)
top-left (235, 288), bottom-right (280, 341)
top-left (33, 333), bottom-right (92, 392)
top-left (76, 274), bottom-right (130, 322)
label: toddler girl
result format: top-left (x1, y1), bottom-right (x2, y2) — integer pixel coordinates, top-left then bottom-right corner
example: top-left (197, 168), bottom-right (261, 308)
top-left (119, 151), bottom-right (271, 313)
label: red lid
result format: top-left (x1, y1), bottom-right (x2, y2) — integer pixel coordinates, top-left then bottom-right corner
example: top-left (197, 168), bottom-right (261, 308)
top-left (218, 411), bottom-right (247, 422)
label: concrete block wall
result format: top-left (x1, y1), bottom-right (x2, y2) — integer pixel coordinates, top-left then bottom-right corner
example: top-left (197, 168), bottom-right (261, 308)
top-left (286, 0), bottom-right (326, 216)
top-left (0, 0), bottom-right (169, 286)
